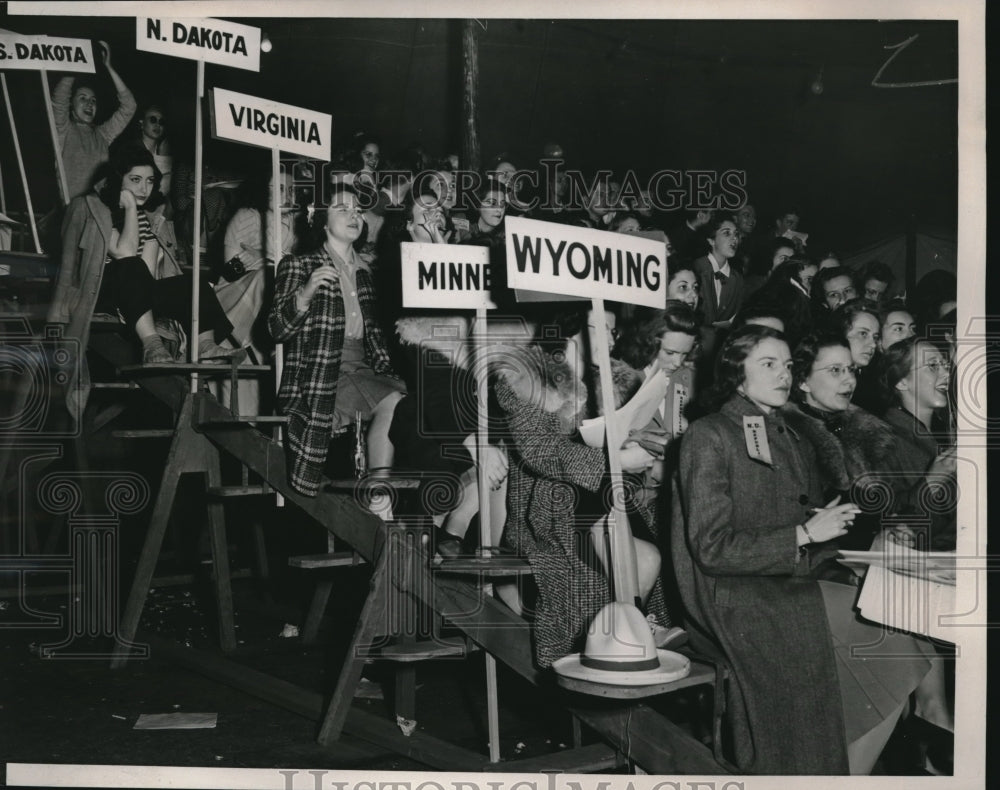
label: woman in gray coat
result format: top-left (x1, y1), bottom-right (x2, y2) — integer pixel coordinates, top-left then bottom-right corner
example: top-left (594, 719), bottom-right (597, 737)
top-left (671, 325), bottom-right (931, 774)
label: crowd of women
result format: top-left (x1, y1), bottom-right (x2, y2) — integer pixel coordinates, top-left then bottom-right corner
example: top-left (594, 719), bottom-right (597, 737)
top-left (42, 53), bottom-right (959, 776)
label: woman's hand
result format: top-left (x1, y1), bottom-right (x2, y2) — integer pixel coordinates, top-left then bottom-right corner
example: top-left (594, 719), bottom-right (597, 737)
top-left (119, 189), bottom-right (137, 211)
top-left (620, 444), bottom-right (656, 473)
top-left (800, 495), bottom-right (860, 545)
top-left (928, 446), bottom-right (957, 478)
top-left (98, 40), bottom-right (111, 68)
top-left (623, 429), bottom-right (668, 458)
top-left (479, 445), bottom-right (509, 490)
top-left (294, 264), bottom-right (338, 313)
top-left (885, 524), bottom-right (917, 548)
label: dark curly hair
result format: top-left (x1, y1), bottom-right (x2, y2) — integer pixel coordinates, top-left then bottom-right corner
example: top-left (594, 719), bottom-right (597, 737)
top-left (702, 324), bottom-right (787, 412)
top-left (614, 301), bottom-right (698, 370)
top-left (790, 332), bottom-right (852, 404)
top-left (98, 143), bottom-right (164, 229)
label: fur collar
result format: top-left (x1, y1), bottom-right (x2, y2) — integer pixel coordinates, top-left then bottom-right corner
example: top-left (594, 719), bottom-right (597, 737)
top-left (782, 403), bottom-right (897, 491)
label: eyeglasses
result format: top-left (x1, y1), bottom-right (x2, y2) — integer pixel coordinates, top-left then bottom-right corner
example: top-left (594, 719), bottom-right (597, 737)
top-left (146, 116), bottom-right (164, 125)
top-left (815, 364), bottom-right (859, 378)
top-left (824, 287), bottom-right (857, 301)
top-left (919, 360), bottom-right (952, 375)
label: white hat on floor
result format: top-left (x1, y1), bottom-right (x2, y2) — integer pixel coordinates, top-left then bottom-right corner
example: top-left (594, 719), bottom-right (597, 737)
top-left (553, 602), bottom-right (690, 686)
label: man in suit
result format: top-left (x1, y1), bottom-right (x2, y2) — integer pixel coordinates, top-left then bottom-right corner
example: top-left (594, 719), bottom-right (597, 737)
top-left (693, 215), bottom-right (745, 371)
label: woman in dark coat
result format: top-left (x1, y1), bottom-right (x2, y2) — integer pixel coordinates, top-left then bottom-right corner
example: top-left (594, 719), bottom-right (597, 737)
top-left (671, 325), bottom-right (931, 774)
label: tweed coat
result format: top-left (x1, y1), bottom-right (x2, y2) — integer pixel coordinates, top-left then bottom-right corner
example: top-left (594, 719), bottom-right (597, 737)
top-left (671, 395), bottom-right (850, 774)
top-left (269, 245), bottom-right (398, 497)
top-left (49, 195), bottom-right (183, 416)
top-left (495, 347), bottom-right (670, 668)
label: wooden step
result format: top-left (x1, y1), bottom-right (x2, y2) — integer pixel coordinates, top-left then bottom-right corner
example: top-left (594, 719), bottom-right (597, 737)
top-left (434, 554), bottom-right (532, 577)
top-left (360, 636), bottom-right (468, 662)
top-left (289, 551), bottom-right (366, 569)
top-left (482, 742), bottom-right (626, 773)
top-left (111, 429), bottom-right (173, 439)
top-left (119, 362), bottom-right (272, 376)
top-left (198, 414), bottom-right (289, 425)
top-left (206, 485), bottom-right (273, 498)
top-left (91, 381), bottom-right (139, 390)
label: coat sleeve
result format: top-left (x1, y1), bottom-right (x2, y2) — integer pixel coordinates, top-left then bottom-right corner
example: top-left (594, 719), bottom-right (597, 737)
top-left (51, 76), bottom-right (73, 148)
top-left (47, 197), bottom-right (88, 324)
top-left (678, 419), bottom-right (802, 576)
top-left (98, 82), bottom-right (137, 145)
top-left (497, 377), bottom-right (607, 492)
top-left (269, 254), bottom-right (311, 342)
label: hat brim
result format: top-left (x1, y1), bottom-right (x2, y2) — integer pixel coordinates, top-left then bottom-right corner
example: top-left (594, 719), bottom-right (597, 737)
top-left (552, 649), bottom-right (690, 686)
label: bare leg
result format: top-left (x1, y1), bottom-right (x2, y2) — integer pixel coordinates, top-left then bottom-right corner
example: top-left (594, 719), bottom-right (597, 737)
top-left (441, 468), bottom-right (479, 539)
top-left (134, 310), bottom-right (157, 340)
top-left (588, 517), bottom-right (661, 602)
top-left (367, 391), bottom-right (405, 471)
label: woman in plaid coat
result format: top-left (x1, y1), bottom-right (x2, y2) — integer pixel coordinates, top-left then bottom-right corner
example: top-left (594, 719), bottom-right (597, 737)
top-left (269, 186), bottom-right (404, 497)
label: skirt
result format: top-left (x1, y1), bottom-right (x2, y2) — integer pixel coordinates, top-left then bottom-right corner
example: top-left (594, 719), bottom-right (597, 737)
top-left (331, 337), bottom-right (406, 432)
top-left (820, 580), bottom-right (935, 743)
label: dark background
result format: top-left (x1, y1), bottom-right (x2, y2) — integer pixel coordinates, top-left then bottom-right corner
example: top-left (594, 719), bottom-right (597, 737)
top-left (0, 15), bottom-right (958, 255)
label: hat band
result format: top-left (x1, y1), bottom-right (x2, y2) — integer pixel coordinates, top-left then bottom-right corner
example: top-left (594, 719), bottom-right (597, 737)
top-left (580, 654), bottom-right (660, 672)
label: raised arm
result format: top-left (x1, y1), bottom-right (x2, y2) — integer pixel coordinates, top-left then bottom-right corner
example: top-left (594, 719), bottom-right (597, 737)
top-left (269, 254), bottom-right (338, 342)
top-left (95, 41), bottom-right (136, 145)
top-left (51, 76), bottom-right (74, 146)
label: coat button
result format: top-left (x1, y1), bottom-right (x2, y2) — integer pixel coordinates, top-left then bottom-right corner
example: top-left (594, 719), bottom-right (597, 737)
top-left (798, 494), bottom-right (810, 505)
top-left (777, 426), bottom-right (785, 433)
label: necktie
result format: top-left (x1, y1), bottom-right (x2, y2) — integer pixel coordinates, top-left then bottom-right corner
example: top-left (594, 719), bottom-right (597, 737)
top-left (714, 270), bottom-right (728, 284)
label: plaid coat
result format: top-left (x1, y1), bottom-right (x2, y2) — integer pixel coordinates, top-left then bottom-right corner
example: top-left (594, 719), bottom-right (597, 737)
top-left (269, 245), bottom-right (397, 496)
top-left (496, 347), bottom-right (671, 668)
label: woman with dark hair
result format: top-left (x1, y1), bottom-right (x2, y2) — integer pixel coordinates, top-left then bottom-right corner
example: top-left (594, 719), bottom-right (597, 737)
top-left (496, 304), bottom-right (681, 667)
top-left (52, 143), bottom-right (234, 370)
top-left (857, 259), bottom-right (895, 309)
top-left (811, 265), bottom-right (858, 316)
top-left (665, 261), bottom-right (700, 310)
top-left (827, 298), bottom-right (884, 414)
top-left (671, 324), bottom-right (933, 774)
top-left (269, 185), bottom-right (405, 497)
top-left (879, 299), bottom-right (917, 351)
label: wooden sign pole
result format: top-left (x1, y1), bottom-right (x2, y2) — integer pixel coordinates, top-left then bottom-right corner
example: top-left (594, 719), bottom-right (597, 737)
top-left (272, 145), bottom-right (285, 508)
top-left (190, 57), bottom-right (205, 376)
top-left (591, 296), bottom-right (640, 605)
top-left (1, 73), bottom-right (41, 253)
top-left (39, 71), bottom-right (70, 206)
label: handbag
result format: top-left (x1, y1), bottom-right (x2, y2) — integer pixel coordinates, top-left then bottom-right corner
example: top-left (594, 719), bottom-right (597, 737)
top-left (220, 255), bottom-right (249, 283)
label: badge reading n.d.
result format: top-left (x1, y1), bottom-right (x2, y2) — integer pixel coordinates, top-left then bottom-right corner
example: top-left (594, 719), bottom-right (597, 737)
top-left (743, 416), bottom-right (773, 466)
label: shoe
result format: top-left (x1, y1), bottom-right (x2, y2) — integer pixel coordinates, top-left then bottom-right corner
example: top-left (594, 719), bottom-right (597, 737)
top-left (198, 339), bottom-right (247, 364)
top-left (647, 614), bottom-right (688, 650)
top-left (433, 529), bottom-right (464, 564)
top-left (142, 337), bottom-right (174, 364)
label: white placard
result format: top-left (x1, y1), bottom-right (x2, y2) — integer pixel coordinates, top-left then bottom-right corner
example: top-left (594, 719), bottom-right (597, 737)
top-left (136, 17), bottom-right (260, 72)
top-left (401, 242), bottom-right (495, 310)
top-left (210, 87), bottom-right (331, 160)
top-left (505, 216), bottom-right (665, 308)
top-left (0, 33), bottom-right (94, 72)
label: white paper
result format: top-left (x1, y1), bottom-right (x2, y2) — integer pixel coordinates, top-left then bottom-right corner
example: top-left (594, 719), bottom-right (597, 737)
top-left (579, 368), bottom-right (668, 448)
top-left (133, 713), bottom-right (218, 730)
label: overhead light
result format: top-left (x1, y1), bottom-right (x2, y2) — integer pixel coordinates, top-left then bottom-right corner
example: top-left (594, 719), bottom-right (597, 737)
top-left (810, 67), bottom-right (825, 95)
top-left (260, 33), bottom-right (273, 53)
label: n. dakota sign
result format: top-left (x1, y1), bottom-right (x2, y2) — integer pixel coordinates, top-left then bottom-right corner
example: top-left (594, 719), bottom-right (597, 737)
top-left (505, 216), bottom-right (666, 308)
top-left (136, 17), bottom-right (261, 71)
top-left (210, 88), bottom-right (331, 160)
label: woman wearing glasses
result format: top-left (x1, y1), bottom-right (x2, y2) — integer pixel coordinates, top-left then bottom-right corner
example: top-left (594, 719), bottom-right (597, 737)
top-left (133, 104), bottom-right (173, 198)
top-left (269, 185), bottom-right (405, 497)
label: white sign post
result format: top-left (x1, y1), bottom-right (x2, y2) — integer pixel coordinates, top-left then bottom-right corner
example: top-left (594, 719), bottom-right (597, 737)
top-left (400, 240), bottom-right (500, 762)
top-left (209, 87), bottom-right (331, 509)
top-left (505, 217), bottom-right (668, 606)
top-left (136, 17), bottom-right (262, 372)
top-left (0, 31), bottom-right (95, 236)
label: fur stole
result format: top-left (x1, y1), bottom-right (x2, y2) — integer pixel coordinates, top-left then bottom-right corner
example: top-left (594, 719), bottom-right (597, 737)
top-left (782, 403), bottom-right (898, 492)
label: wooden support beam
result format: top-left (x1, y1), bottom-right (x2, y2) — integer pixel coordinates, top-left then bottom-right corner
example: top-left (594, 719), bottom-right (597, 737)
top-left (462, 19), bottom-right (481, 172)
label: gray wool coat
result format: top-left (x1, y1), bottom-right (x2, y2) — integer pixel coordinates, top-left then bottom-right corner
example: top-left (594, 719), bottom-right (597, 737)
top-left (671, 395), bottom-right (850, 774)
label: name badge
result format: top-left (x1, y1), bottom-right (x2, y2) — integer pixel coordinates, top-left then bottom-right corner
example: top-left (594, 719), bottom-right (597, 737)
top-left (743, 416), bottom-right (773, 466)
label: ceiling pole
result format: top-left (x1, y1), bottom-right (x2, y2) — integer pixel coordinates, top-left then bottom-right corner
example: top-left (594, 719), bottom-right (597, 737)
top-left (462, 19), bottom-right (481, 172)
